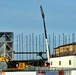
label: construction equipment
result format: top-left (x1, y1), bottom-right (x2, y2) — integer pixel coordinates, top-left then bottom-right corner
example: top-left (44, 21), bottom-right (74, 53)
top-left (0, 56), bottom-right (8, 63)
top-left (8, 61), bottom-right (30, 70)
top-left (0, 56), bottom-right (8, 70)
top-left (0, 56), bottom-right (30, 70)
top-left (40, 4), bottom-right (50, 63)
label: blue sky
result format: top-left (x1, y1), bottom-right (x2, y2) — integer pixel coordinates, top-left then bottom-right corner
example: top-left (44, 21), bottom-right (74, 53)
top-left (0, 0), bottom-right (76, 35)
top-left (0, 0), bottom-right (76, 59)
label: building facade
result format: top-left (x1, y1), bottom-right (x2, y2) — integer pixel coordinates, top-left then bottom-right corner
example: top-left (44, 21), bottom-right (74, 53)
top-left (50, 55), bottom-right (76, 69)
top-left (54, 42), bottom-right (76, 56)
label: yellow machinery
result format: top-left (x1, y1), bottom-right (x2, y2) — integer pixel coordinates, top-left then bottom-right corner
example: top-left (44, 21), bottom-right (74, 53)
top-left (0, 56), bottom-right (9, 70)
top-left (8, 62), bottom-right (30, 70)
top-left (0, 56), bottom-right (8, 63)
top-left (0, 56), bottom-right (30, 70)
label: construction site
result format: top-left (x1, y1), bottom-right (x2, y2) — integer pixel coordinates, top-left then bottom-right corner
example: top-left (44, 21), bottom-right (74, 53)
top-left (0, 31), bottom-right (76, 70)
top-left (0, 1), bottom-right (76, 75)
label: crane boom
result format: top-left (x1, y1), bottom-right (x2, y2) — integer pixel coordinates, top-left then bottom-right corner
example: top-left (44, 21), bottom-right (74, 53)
top-left (40, 5), bottom-right (50, 62)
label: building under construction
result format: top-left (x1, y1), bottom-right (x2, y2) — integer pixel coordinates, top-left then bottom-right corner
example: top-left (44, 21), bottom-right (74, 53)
top-left (0, 32), bottom-right (14, 60)
top-left (54, 42), bottom-right (76, 56)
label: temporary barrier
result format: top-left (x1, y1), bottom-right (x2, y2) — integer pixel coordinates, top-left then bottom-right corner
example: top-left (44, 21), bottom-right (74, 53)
top-left (1, 71), bottom-right (36, 75)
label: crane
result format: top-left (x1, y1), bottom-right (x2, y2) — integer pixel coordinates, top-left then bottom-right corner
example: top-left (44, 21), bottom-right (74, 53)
top-left (40, 3), bottom-right (50, 64)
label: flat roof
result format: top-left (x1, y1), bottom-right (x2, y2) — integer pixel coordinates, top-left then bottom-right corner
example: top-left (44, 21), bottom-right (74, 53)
top-left (54, 42), bottom-right (76, 49)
